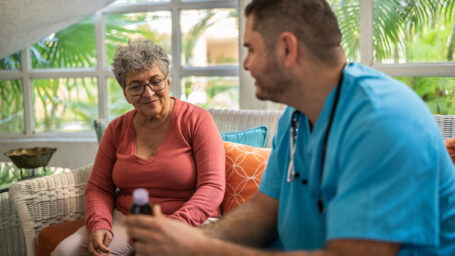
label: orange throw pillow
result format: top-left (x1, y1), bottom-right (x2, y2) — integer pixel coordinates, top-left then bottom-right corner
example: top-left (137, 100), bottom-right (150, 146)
top-left (222, 141), bottom-right (271, 213)
top-left (445, 137), bottom-right (455, 163)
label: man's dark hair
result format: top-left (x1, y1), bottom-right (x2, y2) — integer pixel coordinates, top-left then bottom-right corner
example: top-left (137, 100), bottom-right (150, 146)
top-left (245, 0), bottom-right (342, 63)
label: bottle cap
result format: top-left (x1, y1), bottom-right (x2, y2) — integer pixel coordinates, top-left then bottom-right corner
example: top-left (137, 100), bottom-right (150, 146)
top-left (133, 188), bottom-right (149, 205)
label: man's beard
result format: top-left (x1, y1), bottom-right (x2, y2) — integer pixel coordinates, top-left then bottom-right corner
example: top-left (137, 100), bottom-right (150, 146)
top-left (255, 55), bottom-right (291, 102)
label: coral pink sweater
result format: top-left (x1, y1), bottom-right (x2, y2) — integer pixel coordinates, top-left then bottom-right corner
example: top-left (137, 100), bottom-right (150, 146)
top-left (84, 99), bottom-right (225, 234)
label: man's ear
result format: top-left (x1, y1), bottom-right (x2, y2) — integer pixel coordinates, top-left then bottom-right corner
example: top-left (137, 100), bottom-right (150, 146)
top-left (276, 32), bottom-right (298, 68)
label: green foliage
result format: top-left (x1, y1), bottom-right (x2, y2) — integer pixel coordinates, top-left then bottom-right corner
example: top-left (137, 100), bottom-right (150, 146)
top-left (33, 78), bottom-right (98, 132)
top-left (329, 0), bottom-right (361, 61)
top-left (105, 13), bottom-right (164, 66)
top-left (0, 162), bottom-right (69, 188)
top-left (0, 52), bottom-right (21, 70)
top-left (330, 0), bottom-right (455, 63)
top-left (0, 80), bottom-right (24, 133)
top-left (108, 79), bottom-right (133, 120)
top-left (31, 17), bottom-right (97, 68)
top-left (397, 77), bottom-right (455, 114)
top-left (330, 0), bottom-right (455, 114)
top-left (184, 77), bottom-right (238, 109)
top-left (2, 2), bottom-right (455, 133)
top-left (182, 10), bottom-right (217, 65)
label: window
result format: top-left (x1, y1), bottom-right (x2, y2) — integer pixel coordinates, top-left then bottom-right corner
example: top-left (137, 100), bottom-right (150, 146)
top-left (0, 0), bottom-right (454, 139)
top-left (321, 0), bottom-right (455, 115)
top-left (369, 0), bottom-right (455, 114)
top-left (33, 78), bottom-right (98, 132)
top-left (31, 18), bottom-right (97, 69)
top-left (0, 0), bottom-right (238, 138)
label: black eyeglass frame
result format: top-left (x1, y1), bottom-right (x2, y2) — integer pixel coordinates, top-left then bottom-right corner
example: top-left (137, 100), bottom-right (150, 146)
top-left (124, 75), bottom-right (168, 97)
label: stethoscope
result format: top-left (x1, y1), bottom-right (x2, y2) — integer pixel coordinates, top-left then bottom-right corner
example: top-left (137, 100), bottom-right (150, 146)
top-left (286, 65), bottom-right (345, 214)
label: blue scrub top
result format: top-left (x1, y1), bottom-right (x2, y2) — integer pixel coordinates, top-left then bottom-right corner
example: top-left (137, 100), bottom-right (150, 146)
top-left (259, 63), bottom-right (455, 255)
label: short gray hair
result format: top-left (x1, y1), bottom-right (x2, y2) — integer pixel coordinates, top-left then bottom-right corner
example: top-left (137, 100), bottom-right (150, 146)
top-left (112, 38), bottom-right (170, 88)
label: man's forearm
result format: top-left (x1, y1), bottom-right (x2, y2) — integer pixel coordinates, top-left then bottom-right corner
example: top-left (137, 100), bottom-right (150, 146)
top-left (194, 237), bottom-right (398, 256)
top-left (201, 191), bottom-right (279, 248)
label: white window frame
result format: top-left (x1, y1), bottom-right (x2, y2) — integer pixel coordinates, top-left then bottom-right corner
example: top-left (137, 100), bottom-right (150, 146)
top-left (359, 0), bottom-right (455, 76)
top-left (1, 0), bottom-right (454, 140)
top-left (0, 0), bottom-right (238, 140)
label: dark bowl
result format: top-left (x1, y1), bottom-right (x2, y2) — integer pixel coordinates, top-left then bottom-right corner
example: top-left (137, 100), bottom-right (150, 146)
top-left (4, 147), bottom-right (57, 169)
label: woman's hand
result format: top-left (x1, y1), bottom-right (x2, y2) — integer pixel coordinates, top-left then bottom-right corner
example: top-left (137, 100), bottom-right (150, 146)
top-left (89, 229), bottom-right (113, 256)
top-left (126, 205), bottom-right (209, 256)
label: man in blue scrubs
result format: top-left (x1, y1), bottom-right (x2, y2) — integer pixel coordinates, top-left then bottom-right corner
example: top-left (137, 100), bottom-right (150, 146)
top-left (126, 0), bottom-right (455, 255)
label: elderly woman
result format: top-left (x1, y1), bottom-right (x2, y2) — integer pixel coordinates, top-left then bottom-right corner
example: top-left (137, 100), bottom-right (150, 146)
top-left (52, 39), bottom-right (226, 256)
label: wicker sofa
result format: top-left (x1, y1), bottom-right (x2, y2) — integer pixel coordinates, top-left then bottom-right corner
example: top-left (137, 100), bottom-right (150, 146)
top-left (4, 110), bottom-right (455, 256)
top-left (7, 109), bottom-right (283, 256)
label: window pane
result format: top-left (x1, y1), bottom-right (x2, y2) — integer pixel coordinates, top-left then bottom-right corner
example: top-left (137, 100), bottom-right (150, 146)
top-left (328, 0), bottom-right (361, 63)
top-left (396, 76), bottom-right (455, 114)
top-left (181, 9), bottom-right (239, 67)
top-left (0, 52), bottom-right (21, 70)
top-left (181, 76), bottom-right (238, 109)
top-left (181, 0), bottom-right (226, 2)
top-left (33, 78), bottom-right (98, 132)
top-left (108, 78), bottom-right (134, 120)
top-left (0, 80), bottom-right (24, 133)
top-left (114, 0), bottom-right (169, 3)
top-left (31, 16), bottom-right (96, 69)
top-left (374, 1), bottom-right (455, 63)
top-left (105, 12), bottom-right (172, 68)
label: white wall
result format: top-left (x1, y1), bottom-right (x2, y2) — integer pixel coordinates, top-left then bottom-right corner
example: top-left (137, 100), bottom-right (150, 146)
top-left (0, 139), bottom-right (98, 169)
top-left (0, 0), bottom-right (114, 59)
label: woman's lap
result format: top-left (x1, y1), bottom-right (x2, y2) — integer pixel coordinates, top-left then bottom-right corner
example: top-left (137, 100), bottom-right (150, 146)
top-left (51, 209), bottom-right (133, 256)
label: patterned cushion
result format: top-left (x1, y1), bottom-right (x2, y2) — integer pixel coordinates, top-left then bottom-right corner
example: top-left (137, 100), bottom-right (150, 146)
top-left (222, 141), bottom-right (271, 213)
top-left (445, 137), bottom-right (455, 163)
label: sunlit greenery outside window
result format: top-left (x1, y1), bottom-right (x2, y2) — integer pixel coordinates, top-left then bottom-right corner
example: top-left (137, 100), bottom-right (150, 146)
top-left (373, 0), bottom-right (455, 114)
top-left (178, 8), bottom-right (239, 110)
top-left (396, 77), bottom-right (455, 114)
top-left (328, 0), bottom-right (361, 63)
top-left (0, 162), bottom-right (70, 191)
top-left (181, 76), bottom-right (239, 109)
top-left (108, 78), bottom-right (134, 120)
top-left (31, 16), bottom-right (96, 69)
top-left (328, 0), bottom-right (455, 114)
top-left (0, 80), bottom-right (24, 133)
top-left (181, 9), bottom-right (239, 67)
top-left (115, 0), bottom-right (169, 3)
top-left (2, 0), bottom-right (454, 137)
top-left (105, 12), bottom-right (172, 68)
top-left (373, 0), bottom-right (455, 63)
top-left (33, 78), bottom-right (98, 132)
top-left (0, 52), bottom-right (21, 70)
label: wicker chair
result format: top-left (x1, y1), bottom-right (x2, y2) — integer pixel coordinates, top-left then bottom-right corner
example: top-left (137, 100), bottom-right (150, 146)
top-left (434, 114), bottom-right (455, 140)
top-left (0, 192), bottom-right (26, 255)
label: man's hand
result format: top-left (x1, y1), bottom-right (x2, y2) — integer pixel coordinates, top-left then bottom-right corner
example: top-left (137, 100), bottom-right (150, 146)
top-left (125, 205), bottom-right (209, 256)
top-left (88, 229), bottom-right (112, 256)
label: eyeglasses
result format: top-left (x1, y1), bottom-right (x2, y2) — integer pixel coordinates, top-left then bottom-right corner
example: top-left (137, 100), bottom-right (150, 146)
top-left (124, 75), bottom-right (168, 97)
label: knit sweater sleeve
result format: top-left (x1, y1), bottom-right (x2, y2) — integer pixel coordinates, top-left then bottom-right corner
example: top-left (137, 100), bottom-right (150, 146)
top-left (84, 121), bottom-right (117, 234)
top-left (168, 107), bottom-right (226, 225)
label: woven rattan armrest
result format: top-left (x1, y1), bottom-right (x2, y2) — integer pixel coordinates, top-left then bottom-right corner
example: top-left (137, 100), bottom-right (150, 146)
top-left (9, 164), bottom-right (92, 256)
